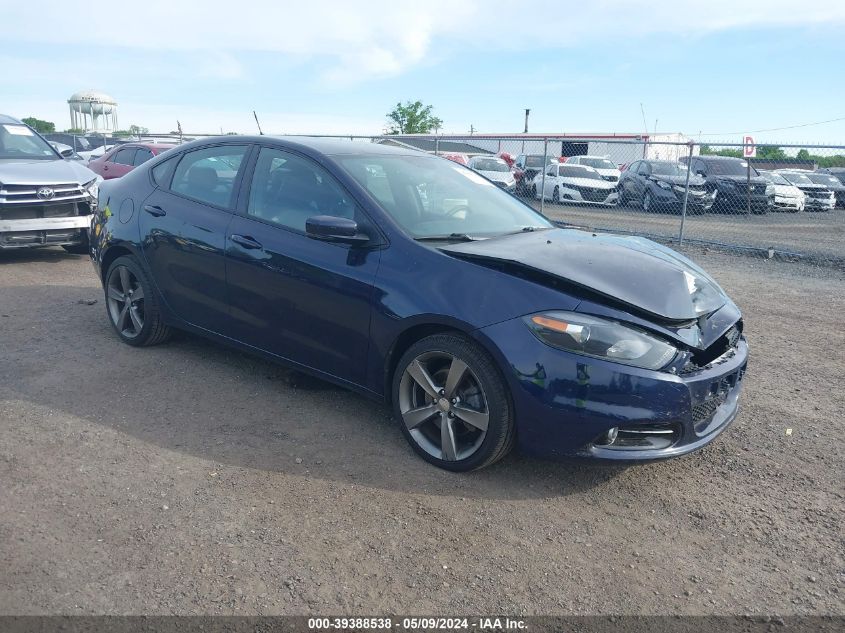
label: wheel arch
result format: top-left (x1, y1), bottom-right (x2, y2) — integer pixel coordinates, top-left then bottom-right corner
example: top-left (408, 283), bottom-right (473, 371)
top-left (100, 243), bottom-right (139, 284)
top-left (382, 317), bottom-right (512, 408)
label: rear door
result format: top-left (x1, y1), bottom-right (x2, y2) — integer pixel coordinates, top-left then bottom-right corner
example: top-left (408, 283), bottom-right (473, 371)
top-left (225, 145), bottom-right (381, 385)
top-left (139, 143), bottom-right (251, 334)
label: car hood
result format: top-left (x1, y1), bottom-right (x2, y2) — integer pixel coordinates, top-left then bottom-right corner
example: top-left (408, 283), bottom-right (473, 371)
top-left (0, 158), bottom-right (97, 185)
top-left (477, 169), bottom-right (515, 183)
top-left (439, 229), bottom-right (728, 322)
top-left (559, 177), bottom-right (617, 190)
top-left (651, 174), bottom-right (706, 186)
top-left (713, 175), bottom-right (767, 185)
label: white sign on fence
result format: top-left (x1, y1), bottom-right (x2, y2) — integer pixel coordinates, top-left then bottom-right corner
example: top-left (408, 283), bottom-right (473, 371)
top-left (743, 135), bottom-right (756, 158)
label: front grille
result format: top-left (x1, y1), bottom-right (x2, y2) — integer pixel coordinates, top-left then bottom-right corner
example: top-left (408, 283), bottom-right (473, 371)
top-left (692, 362), bottom-right (746, 434)
top-left (692, 399), bottom-right (719, 424)
top-left (0, 202), bottom-right (86, 221)
top-left (0, 183), bottom-right (87, 205)
top-left (569, 184), bottom-right (613, 202)
top-left (601, 175), bottom-right (619, 182)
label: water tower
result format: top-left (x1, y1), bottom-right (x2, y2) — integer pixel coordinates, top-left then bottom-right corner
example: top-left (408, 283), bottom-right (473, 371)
top-left (68, 90), bottom-right (118, 132)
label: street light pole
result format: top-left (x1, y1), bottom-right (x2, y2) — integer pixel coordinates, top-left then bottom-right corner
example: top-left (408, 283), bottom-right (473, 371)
top-left (524, 109), bottom-right (531, 134)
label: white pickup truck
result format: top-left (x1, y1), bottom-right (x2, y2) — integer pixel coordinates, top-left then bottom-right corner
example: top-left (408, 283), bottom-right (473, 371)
top-left (0, 114), bottom-right (100, 252)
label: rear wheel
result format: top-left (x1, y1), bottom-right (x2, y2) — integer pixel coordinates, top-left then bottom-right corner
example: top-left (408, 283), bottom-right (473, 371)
top-left (105, 255), bottom-right (172, 347)
top-left (643, 190), bottom-right (653, 212)
top-left (552, 186), bottom-right (560, 204)
top-left (392, 333), bottom-right (515, 472)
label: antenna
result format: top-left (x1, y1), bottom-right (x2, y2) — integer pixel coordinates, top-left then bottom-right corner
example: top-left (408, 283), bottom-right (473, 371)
top-left (639, 103), bottom-right (648, 136)
top-left (253, 111), bottom-right (264, 135)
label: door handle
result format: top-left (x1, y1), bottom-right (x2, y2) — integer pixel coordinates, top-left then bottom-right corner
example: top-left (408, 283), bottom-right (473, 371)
top-left (143, 204), bottom-right (166, 217)
top-left (231, 234), bottom-right (263, 250)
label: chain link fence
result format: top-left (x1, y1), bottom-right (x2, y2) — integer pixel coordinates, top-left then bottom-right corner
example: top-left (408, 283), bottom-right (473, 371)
top-left (61, 129), bottom-right (845, 266)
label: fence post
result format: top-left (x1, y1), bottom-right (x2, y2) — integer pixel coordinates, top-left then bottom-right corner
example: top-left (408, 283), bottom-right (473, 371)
top-left (540, 138), bottom-right (549, 216)
top-left (678, 141), bottom-right (694, 246)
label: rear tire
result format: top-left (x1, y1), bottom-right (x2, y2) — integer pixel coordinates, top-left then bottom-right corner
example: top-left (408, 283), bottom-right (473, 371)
top-left (392, 333), bottom-right (515, 472)
top-left (104, 255), bottom-right (172, 347)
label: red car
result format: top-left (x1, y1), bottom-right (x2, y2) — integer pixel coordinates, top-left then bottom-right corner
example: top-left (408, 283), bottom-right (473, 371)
top-left (441, 152), bottom-right (470, 166)
top-left (88, 143), bottom-right (176, 179)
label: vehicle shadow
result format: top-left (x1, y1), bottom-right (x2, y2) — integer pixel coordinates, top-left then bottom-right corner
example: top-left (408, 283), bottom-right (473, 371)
top-left (0, 246), bottom-right (86, 266)
top-left (0, 283), bottom-right (631, 501)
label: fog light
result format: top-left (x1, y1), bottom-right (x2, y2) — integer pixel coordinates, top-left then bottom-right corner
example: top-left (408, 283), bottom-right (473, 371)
top-left (600, 427), bottom-right (619, 445)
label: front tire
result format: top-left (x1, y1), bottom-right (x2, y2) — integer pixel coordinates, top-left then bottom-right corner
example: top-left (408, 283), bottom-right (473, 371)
top-left (392, 333), bottom-right (515, 472)
top-left (552, 186), bottom-right (560, 204)
top-left (104, 255), bottom-right (172, 347)
top-left (643, 190), bottom-right (653, 212)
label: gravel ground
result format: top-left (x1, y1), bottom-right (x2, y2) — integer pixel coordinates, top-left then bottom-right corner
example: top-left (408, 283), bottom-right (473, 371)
top-left (531, 199), bottom-right (845, 263)
top-left (0, 246), bottom-right (843, 616)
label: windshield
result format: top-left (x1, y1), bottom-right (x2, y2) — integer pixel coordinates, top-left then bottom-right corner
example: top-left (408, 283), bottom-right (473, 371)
top-left (559, 165), bottom-right (602, 180)
top-left (525, 155), bottom-right (555, 169)
top-left (707, 159), bottom-right (757, 176)
top-left (338, 154), bottom-right (553, 239)
top-left (807, 173), bottom-right (839, 187)
top-left (780, 172), bottom-right (813, 186)
top-left (650, 162), bottom-right (689, 177)
top-left (578, 157), bottom-right (616, 170)
top-left (760, 172), bottom-right (791, 186)
top-left (0, 124), bottom-right (58, 160)
top-left (472, 158), bottom-right (510, 172)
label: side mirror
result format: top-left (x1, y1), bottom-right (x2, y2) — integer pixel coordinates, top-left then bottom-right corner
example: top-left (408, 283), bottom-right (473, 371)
top-left (306, 215), bottom-right (369, 244)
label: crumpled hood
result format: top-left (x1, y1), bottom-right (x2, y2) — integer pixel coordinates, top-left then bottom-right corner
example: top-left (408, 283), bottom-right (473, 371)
top-left (0, 158), bottom-right (97, 185)
top-left (439, 229), bottom-right (728, 321)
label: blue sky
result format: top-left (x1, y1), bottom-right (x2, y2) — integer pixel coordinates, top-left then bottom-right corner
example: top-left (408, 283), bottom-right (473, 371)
top-left (4, 0), bottom-right (845, 145)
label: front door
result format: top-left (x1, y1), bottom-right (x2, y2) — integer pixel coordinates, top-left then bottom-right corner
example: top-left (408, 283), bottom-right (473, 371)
top-left (225, 146), bottom-right (381, 386)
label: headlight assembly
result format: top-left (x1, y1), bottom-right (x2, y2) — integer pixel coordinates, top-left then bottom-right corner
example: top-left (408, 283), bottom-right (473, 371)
top-left (524, 311), bottom-right (677, 370)
top-left (83, 177), bottom-right (102, 209)
top-left (655, 180), bottom-right (672, 190)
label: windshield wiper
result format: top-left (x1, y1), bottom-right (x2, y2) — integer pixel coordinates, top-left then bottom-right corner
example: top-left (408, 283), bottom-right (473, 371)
top-left (414, 233), bottom-right (477, 242)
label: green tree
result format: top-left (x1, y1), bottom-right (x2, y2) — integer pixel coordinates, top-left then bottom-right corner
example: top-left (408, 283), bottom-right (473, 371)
top-left (796, 149), bottom-right (811, 161)
top-left (386, 100), bottom-right (443, 134)
top-left (22, 117), bottom-right (55, 133)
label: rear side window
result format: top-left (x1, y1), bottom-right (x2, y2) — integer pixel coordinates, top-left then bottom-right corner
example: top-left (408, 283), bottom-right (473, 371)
top-left (151, 155), bottom-right (178, 187)
top-left (133, 148), bottom-right (154, 166)
top-left (113, 148), bottom-right (137, 165)
top-left (170, 145), bottom-right (249, 208)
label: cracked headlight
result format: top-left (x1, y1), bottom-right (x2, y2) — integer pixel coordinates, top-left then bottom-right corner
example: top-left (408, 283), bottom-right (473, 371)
top-left (524, 311), bottom-right (677, 370)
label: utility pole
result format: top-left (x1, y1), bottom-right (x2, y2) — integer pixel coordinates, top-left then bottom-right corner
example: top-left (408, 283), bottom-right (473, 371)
top-left (524, 109), bottom-right (531, 134)
top-left (469, 125), bottom-right (475, 135)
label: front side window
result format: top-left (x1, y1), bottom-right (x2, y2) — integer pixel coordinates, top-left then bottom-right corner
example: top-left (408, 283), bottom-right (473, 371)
top-left (247, 147), bottom-right (356, 231)
top-left (170, 145), bottom-right (249, 208)
top-left (338, 154), bottom-right (552, 239)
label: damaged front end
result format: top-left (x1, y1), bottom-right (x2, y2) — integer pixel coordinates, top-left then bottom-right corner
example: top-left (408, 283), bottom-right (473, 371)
top-left (0, 178), bottom-right (99, 249)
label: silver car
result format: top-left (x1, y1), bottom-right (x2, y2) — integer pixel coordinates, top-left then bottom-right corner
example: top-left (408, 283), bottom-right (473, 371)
top-left (0, 114), bottom-right (100, 251)
top-left (467, 155), bottom-right (517, 191)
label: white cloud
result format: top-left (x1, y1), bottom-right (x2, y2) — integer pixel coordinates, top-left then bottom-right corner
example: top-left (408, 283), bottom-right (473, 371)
top-left (6, 1), bottom-right (844, 83)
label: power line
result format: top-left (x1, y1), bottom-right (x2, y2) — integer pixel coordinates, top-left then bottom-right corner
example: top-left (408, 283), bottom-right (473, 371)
top-left (698, 115), bottom-right (845, 137)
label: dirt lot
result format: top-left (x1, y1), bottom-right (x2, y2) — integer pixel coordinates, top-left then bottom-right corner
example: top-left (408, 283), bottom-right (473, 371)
top-left (0, 247), bottom-right (843, 616)
top-left (533, 200), bottom-right (845, 263)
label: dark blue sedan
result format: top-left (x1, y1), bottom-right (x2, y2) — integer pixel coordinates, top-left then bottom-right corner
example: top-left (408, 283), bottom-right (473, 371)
top-left (90, 136), bottom-right (748, 471)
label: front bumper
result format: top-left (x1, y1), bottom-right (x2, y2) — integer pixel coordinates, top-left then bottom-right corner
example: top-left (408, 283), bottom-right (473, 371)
top-left (0, 215), bottom-right (92, 248)
top-left (773, 196), bottom-right (803, 211)
top-left (477, 318), bottom-right (748, 461)
top-left (804, 196), bottom-right (835, 211)
top-left (561, 187), bottom-right (618, 206)
top-left (713, 190), bottom-right (771, 213)
top-left (652, 188), bottom-right (714, 211)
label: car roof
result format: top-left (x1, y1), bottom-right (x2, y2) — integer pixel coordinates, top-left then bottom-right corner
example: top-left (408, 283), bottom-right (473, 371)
top-left (698, 155), bottom-right (747, 161)
top-left (167, 135), bottom-right (430, 158)
top-left (0, 114), bottom-right (24, 125)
